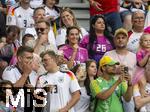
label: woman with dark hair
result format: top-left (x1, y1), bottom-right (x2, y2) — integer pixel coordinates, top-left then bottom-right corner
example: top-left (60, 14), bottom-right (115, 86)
top-left (71, 59), bottom-right (97, 112)
top-left (80, 14), bottom-right (114, 63)
top-left (59, 26), bottom-right (88, 69)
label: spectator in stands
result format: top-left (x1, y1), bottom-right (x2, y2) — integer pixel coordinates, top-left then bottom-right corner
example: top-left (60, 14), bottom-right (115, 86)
top-left (130, 0), bottom-right (146, 13)
top-left (127, 10), bottom-right (145, 53)
top-left (89, 0), bottom-right (122, 33)
top-left (44, 0), bottom-right (60, 24)
top-left (0, 80), bottom-right (16, 112)
top-left (0, 25), bottom-right (20, 65)
top-left (56, 7), bottom-right (88, 47)
top-left (133, 66), bottom-right (150, 111)
top-left (26, 20), bottom-right (57, 55)
top-left (22, 33), bottom-right (34, 46)
top-left (6, 0), bottom-right (34, 30)
top-left (132, 27), bottom-right (150, 97)
top-left (2, 46), bottom-right (38, 112)
top-left (23, 7), bottom-right (56, 48)
top-left (90, 56), bottom-right (132, 112)
top-left (73, 59), bottom-right (97, 112)
top-left (59, 26), bottom-right (88, 69)
top-left (80, 14), bottom-right (114, 63)
top-left (37, 50), bottom-right (80, 112)
top-left (104, 28), bottom-right (136, 112)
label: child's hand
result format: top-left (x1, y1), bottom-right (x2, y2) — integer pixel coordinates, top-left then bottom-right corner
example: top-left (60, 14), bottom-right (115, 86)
top-left (140, 88), bottom-right (149, 97)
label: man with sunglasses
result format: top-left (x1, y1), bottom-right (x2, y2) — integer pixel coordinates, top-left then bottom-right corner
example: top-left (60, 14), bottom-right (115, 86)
top-left (23, 7), bottom-right (56, 49)
top-left (26, 20), bottom-right (57, 55)
top-left (90, 56), bottom-right (132, 112)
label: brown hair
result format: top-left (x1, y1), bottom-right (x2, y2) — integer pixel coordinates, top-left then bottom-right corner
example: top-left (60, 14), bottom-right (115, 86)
top-left (17, 46), bottom-right (34, 56)
top-left (40, 50), bottom-right (57, 60)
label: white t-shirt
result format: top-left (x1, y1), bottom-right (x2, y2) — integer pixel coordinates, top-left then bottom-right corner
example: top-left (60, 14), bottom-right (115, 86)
top-left (44, 6), bottom-right (59, 19)
top-left (2, 65), bottom-right (38, 87)
top-left (133, 83), bottom-right (150, 112)
top-left (56, 27), bottom-right (88, 47)
top-left (74, 87), bottom-right (90, 112)
top-left (30, 0), bottom-right (43, 9)
top-left (104, 50), bottom-right (137, 78)
top-left (23, 27), bottom-right (57, 49)
top-left (6, 6), bottom-right (34, 29)
top-left (37, 71), bottom-right (80, 112)
top-left (127, 31), bottom-right (143, 54)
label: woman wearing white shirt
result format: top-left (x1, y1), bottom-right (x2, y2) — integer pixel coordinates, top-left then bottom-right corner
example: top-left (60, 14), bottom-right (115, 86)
top-left (56, 7), bottom-right (88, 47)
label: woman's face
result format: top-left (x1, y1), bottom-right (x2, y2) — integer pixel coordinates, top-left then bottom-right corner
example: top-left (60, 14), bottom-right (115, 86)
top-left (46, 0), bottom-right (56, 8)
top-left (87, 62), bottom-right (97, 77)
top-left (61, 11), bottom-right (74, 27)
top-left (67, 28), bottom-right (80, 45)
top-left (93, 17), bottom-right (105, 32)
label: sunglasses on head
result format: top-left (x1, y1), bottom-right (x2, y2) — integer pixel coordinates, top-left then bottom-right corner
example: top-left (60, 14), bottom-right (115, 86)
top-left (35, 28), bottom-right (47, 32)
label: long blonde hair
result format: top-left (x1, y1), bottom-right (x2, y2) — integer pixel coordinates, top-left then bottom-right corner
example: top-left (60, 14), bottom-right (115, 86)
top-left (60, 7), bottom-right (78, 28)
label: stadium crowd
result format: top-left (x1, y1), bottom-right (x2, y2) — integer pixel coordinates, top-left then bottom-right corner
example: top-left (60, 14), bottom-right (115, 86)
top-left (0, 0), bottom-right (150, 112)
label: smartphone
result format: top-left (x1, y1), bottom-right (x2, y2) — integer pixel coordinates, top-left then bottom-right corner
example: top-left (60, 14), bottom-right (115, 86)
top-left (124, 67), bottom-right (128, 74)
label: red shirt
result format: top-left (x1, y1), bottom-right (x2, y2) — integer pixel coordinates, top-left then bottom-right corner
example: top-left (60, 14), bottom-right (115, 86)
top-left (90, 0), bottom-right (118, 16)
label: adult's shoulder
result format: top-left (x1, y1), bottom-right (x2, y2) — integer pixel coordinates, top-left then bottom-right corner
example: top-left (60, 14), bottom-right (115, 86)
top-left (3, 65), bottom-right (16, 72)
top-left (59, 44), bottom-right (70, 50)
top-left (104, 50), bottom-right (116, 55)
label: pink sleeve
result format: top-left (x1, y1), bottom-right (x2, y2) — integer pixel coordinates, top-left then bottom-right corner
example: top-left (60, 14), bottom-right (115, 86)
top-left (136, 50), bottom-right (144, 62)
top-left (79, 35), bottom-right (89, 48)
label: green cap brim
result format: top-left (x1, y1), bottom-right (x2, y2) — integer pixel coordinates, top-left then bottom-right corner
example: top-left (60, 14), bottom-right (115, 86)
top-left (107, 61), bottom-right (119, 66)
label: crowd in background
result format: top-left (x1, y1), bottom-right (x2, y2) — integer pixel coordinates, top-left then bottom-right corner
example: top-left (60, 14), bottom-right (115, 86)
top-left (0, 0), bottom-right (150, 112)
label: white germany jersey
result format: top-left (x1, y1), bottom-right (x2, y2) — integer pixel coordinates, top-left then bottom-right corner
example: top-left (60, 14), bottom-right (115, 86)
top-left (2, 65), bottom-right (38, 87)
top-left (6, 6), bottom-right (34, 29)
top-left (37, 71), bottom-right (80, 112)
top-left (44, 6), bottom-right (59, 19)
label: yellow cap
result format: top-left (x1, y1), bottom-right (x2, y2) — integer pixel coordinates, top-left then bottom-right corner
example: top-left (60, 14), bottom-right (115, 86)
top-left (114, 28), bottom-right (128, 37)
top-left (99, 56), bottom-right (119, 67)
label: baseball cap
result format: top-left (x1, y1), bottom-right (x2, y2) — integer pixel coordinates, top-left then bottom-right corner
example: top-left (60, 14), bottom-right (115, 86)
top-left (99, 56), bottom-right (119, 67)
top-left (114, 28), bottom-right (128, 37)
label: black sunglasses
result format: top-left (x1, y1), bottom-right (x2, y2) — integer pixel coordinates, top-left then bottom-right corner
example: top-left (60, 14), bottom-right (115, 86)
top-left (35, 28), bottom-right (47, 32)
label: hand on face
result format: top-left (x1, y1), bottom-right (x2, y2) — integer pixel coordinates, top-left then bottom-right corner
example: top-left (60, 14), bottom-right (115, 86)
top-left (22, 60), bottom-right (33, 75)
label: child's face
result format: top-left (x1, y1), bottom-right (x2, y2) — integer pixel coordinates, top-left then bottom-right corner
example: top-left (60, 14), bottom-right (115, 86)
top-left (23, 36), bottom-right (34, 45)
top-left (141, 35), bottom-right (150, 49)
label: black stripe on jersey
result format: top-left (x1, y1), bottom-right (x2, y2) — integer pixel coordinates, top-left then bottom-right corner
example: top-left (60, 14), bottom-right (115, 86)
top-left (5, 65), bottom-right (16, 71)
